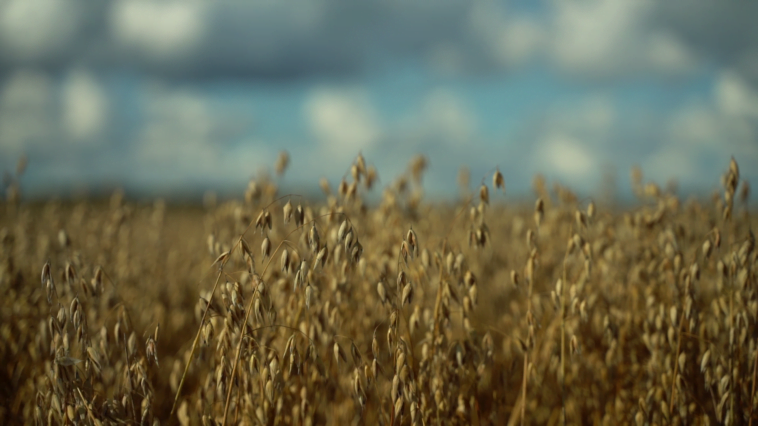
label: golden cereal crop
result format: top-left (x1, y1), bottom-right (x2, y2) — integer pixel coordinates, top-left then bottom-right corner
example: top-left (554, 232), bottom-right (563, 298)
top-left (0, 154), bottom-right (756, 425)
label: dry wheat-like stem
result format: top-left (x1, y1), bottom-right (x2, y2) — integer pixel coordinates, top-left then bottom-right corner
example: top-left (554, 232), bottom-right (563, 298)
top-left (170, 194), bottom-right (298, 419)
top-left (170, 270), bottom-right (223, 418)
top-left (221, 212), bottom-right (353, 425)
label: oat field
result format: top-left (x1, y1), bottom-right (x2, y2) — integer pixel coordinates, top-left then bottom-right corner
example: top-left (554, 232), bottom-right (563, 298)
top-left (1, 155), bottom-right (756, 425)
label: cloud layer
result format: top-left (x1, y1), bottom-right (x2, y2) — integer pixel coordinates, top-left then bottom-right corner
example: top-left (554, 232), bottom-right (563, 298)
top-left (1, 0), bottom-right (757, 200)
top-left (0, 0), bottom-right (754, 80)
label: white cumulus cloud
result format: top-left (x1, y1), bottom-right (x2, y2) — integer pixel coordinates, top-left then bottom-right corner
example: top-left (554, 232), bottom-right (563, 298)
top-left (110, 0), bottom-right (205, 61)
top-left (304, 87), bottom-right (380, 161)
top-left (0, 0), bottom-right (81, 61)
top-left (529, 96), bottom-right (616, 189)
top-left (645, 70), bottom-right (758, 187)
top-left (716, 71), bottom-right (758, 118)
top-left (62, 69), bottom-right (108, 143)
top-left (549, 0), bottom-right (696, 77)
top-left (540, 134), bottom-right (595, 180)
top-left (0, 69), bottom-right (55, 154)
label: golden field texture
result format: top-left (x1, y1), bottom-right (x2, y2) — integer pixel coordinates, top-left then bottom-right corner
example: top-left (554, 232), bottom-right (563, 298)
top-left (0, 155), bottom-right (756, 425)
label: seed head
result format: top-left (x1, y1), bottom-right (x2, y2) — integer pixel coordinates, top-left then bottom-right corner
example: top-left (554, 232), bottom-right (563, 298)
top-left (493, 169), bottom-right (504, 192)
top-left (511, 270), bottom-right (520, 287)
top-left (334, 342), bottom-right (347, 366)
top-left (406, 227), bottom-right (418, 257)
top-left (275, 151), bottom-right (289, 175)
top-left (534, 198), bottom-right (544, 228)
top-left (730, 156), bottom-right (740, 181)
top-left (41, 260), bottom-right (51, 287)
top-left (295, 204), bottom-right (304, 226)
top-left (315, 245), bottom-right (329, 269)
top-left (338, 179), bottom-right (348, 198)
top-left (479, 184), bottom-right (489, 205)
top-left (283, 201), bottom-right (293, 224)
top-left (305, 285), bottom-right (313, 310)
top-left (309, 224), bottom-right (320, 254)
top-left (356, 153), bottom-right (366, 174)
top-left (401, 241), bottom-right (411, 265)
top-left (350, 342), bottom-right (363, 367)
top-left (261, 237), bottom-right (271, 260)
top-left (264, 210), bottom-right (272, 230)
top-left (255, 211), bottom-right (266, 234)
top-left (377, 281), bottom-right (388, 305)
top-left (402, 283), bottom-right (413, 307)
top-left (280, 249), bottom-right (290, 273)
top-left (338, 220), bottom-right (350, 242)
top-left (575, 210), bottom-right (586, 229)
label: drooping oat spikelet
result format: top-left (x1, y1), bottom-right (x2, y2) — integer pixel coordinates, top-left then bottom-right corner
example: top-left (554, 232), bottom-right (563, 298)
top-left (283, 200), bottom-right (293, 224)
top-left (305, 285), bottom-right (313, 309)
top-left (319, 177), bottom-right (331, 195)
top-left (377, 281), bottom-right (388, 305)
top-left (146, 337), bottom-right (158, 366)
top-left (275, 151), bottom-right (289, 175)
top-left (295, 204), bottom-right (304, 226)
top-left (534, 198), bottom-right (544, 228)
top-left (347, 181), bottom-right (358, 200)
top-left (401, 241), bottom-right (411, 265)
top-left (356, 153), bottom-right (366, 175)
top-left (406, 227), bottom-right (418, 257)
top-left (280, 249), bottom-right (290, 273)
top-left (264, 210), bottom-right (272, 230)
top-left (213, 251), bottom-right (230, 268)
top-left (344, 230), bottom-right (354, 253)
top-left (730, 156), bottom-right (739, 181)
top-left (338, 220), bottom-right (350, 242)
top-left (387, 328), bottom-right (394, 357)
top-left (394, 393), bottom-right (404, 419)
top-left (702, 240), bottom-right (713, 259)
top-left (575, 210), bottom-right (587, 229)
top-left (308, 224), bottom-right (320, 254)
top-left (493, 169), bottom-right (504, 192)
top-left (41, 260), bottom-right (51, 287)
top-left (261, 237), bottom-right (271, 261)
top-left (334, 342), bottom-right (347, 366)
top-left (58, 229), bottom-right (70, 248)
top-left (402, 283), bottom-right (413, 307)
top-left (315, 245), bottom-right (328, 270)
top-left (396, 270), bottom-right (406, 292)
top-left (701, 350), bottom-right (711, 373)
top-left (464, 270), bottom-right (476, 287)
top-left (255, 211), bottom-right (266, 234)
top-left (350, 342), bottom-right (363, 367)
top-left (349, 240), bottom-right (362, 263)
top-left (239, 238), bottom-right (252, 261)
top-left (479, 184), bottom-right (489, 205)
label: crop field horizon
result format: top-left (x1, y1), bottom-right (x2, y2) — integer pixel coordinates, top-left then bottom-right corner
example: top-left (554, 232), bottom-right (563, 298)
top-left (1, 154), bottom-right (756, 425)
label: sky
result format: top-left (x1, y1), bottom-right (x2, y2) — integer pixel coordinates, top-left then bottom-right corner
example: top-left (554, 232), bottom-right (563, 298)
top-left (0, 0), bottom-right (757, 202)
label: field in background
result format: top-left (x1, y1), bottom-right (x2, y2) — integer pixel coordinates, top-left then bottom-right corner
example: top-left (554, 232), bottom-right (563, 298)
top-left (0, 155), bottom-right (756, 425)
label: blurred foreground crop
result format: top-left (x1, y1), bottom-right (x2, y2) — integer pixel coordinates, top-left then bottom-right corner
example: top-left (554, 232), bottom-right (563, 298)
top-left (0, 154), bottom-right (756, 425)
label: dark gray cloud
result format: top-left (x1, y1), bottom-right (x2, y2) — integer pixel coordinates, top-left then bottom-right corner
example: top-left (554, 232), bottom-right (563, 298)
top-left (0, 0), bottom-right (540, 80)
top-left (654, 2), bottom-right (758, 82)
top-left (1, 0), bottom-right (757, 82)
